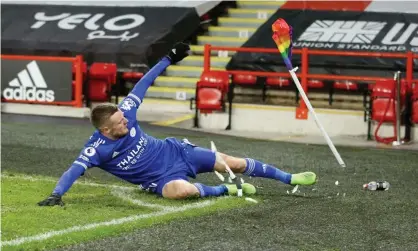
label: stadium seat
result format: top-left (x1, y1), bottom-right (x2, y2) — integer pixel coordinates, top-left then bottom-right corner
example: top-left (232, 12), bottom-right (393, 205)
top-left (87, 62), bottom-right (118, 102)
top-left (88, 80), bottom-right (109, 102)
top-left (372, 98), bottom-right (397, 122)
top-left (230, 73), bottom-right (263, 104)
top-left (329, 80), bottom-right (361, 106)
top-left (333, 80), bottom-right (358, 91)
top-left (412, 83), bottom-right (418, 124)
top-left (412, 99), bottom-right (418, 124)
top-left (370, 79), bottom-right (410, 144)
top-left (89, 63), bottom-right (117, 84)
top-left (195, 70), bottom-right (229, 112)
top-left (308, 79), bottom-right (324, 89)
top-left (232, 73), bottom-right (257, 85)
top-left (200, 70), bottom-right (230, 92)
top-left (264, 77), bottom-right (294, 103)
top-left (371, 80), bottom-right (397, 122)
top-left (196, 88), bottom-right (223, 112)
top-left (192, 71), bottom-right (230, 128)
top-left (294, 79), bottom-right (326, 105)
top-left (266, 77), bottom-right (290, 87)
top-left (370, 79), bottom-right (408, 122)
top-left (122, 72), bottom-right (144, 81)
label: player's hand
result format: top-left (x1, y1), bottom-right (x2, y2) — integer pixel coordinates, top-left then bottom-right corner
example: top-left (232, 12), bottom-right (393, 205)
top-left (37, 193), bottom-right (64, 206)
top-left (167, 42), bottom-right (190, 64)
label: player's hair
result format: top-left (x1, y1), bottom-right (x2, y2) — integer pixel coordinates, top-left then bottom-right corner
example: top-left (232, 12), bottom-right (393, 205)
top-left (90, 103), bottom-right (119, 130)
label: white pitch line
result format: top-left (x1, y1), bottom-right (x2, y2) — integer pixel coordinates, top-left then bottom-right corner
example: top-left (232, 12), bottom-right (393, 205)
top-left (2, 173), bottom-right (137, 191)
top-left (111, 188), bottom-right (222, 211)
top-left (1, 199), bottom-right (215, 247)
top-left (110, 188), bottom-right (171, 210)
top-left (2, 174), bottom-right (233, 247)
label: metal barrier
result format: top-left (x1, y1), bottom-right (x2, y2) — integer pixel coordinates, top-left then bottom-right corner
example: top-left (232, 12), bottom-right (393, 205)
top-left (202, 44), bottom-right (417, 120)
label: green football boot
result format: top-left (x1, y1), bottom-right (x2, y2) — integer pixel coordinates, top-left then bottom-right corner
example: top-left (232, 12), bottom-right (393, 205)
top-left (290, 172), bottom-right (317, 186)
top-left (224, 183), bottom-right (256, 196)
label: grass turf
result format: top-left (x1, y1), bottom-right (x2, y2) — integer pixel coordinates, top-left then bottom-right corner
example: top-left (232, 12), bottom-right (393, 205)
top-left (2, 114), bottom-right (418, 250)
top-left (1, 173), bottom-right (249, 251)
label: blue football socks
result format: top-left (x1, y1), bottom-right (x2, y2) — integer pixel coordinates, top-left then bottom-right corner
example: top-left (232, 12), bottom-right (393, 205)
top-left (193, 183), bottom-right (228, 197)
top-left (244, 158), bottom-right (292, 184)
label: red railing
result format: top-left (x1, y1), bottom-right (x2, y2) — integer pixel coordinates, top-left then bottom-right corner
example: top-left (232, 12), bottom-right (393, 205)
top-left (1, 54), bottom-right (84, 108)
top-left (203, 44), bottom-right (417, 119)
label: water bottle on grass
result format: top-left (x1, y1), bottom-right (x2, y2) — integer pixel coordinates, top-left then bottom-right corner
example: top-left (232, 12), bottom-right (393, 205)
top-left (363, 181), bottom-right (390, 191)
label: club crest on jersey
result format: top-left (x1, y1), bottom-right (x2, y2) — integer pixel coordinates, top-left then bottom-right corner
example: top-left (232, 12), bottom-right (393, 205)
top-left (130, 127), bottom-right (136, 137)
top-left (84, 147), bottom-right (96, 157)
top-left (120, 98), bottom-right (136, 111)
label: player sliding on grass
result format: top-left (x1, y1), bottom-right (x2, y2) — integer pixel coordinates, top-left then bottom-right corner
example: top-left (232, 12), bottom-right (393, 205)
top-left (38, 42), bottom-right (317, 206)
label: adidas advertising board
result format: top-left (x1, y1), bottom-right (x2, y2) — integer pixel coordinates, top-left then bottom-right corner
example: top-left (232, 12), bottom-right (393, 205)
top-left (1, 4), bottom-right (200, 68)
top-left (227, 10), bottom-right (418, 77)
top-left (1, 59), bottom-right (72, 102)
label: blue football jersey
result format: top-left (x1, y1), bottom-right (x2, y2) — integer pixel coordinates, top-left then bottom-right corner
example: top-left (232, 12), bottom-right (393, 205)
top-left (52, 57), bottom-right (194, 196)
top-left (73, 93), bottom-right (183, 187)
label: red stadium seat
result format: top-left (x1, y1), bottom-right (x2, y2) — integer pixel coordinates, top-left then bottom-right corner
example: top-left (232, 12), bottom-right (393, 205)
top-left (190, 71), bottom-right (230, 127)
top-left (89, 63), bottom-right (117, 84)
top-left (87, 62), bottom-right (117, 102)
top-left (266, 77), bottom-right (289, 87)
top-left (412, 101), bottom-right (418, 124)
top-left (122, 72), bottom-right (132, 79)
top-left (372, 79), bottom-right (407, 98)
top-left (372, 98), bottom-right (397, 122)
top-left (333, 80), bottom-right (358, 91)
top-left (194, 71), bottom-right (229, 119)
top-left (371, 80), bottom-right (398, 122)
top-left (122, 72), bottom-right (144, 81)
top-left (199, 70), bottom-right (230, 92)
top-left (412, 84), bottom-right (418, 124)
top-left (88, 80), bottom-right (109, 102)
top-left (308, 79), bottom-right (324, 88)
top-left (371, 79), bottom-right (409, 144)
top-left (411, 83), bottom-right (418, 98)
top-left (197, 88), bottom-right (223, 113)
top-left (232, 74), bottom-right (257, 85)
top-left (370, 79), bottom-right (408, 122)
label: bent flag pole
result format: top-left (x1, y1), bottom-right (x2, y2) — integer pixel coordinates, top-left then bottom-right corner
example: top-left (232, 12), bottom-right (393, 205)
top-left (272, 18), bottom-right (346, 168)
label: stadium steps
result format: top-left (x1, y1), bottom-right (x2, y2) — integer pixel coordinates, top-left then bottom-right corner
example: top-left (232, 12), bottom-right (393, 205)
top-left (145, 1), bottom-right (284, 104)
top-left (189, 45), bottom-right (236, 56)
top-left (153, 76), bottom-right (199, 88)
top-left (177, 55), bottom-right (231, 68)
top-left (197, 36), bottom-right (247, 47)
top-left (218, 17), bottom-right (266, 28)
top-left (208, 26), bottom-right (257, 38)
top-left (227, 8), bottom-right (276, 19)
top-left (236, 0), bottom-right (286, 9)
top-left (146, 86), bottom-right (195, 100)
top-left (165, 65), bottom-right (225, 78)
top-left (143, 0), bottom-right (365, 111)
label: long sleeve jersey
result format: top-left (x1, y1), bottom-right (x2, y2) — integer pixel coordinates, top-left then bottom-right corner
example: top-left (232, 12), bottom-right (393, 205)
top-left (52, 56), bottom-right (187, 196)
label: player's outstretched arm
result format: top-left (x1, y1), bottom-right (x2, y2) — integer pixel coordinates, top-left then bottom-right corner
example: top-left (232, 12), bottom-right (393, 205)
top-left (127, 42), bottom-right (190, 105)
top-left (38, 144), bottom-right (100, 207)
top-left (37, 165), bottom-right (86, 206)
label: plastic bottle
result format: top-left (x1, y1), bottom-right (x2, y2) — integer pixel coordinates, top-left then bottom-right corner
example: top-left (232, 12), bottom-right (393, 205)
top-left (363, 181), bottom-right (390, 191)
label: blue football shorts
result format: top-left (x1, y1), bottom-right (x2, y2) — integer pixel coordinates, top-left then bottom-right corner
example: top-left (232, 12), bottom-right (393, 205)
top-left (149, 138), bottom-right (216, 196)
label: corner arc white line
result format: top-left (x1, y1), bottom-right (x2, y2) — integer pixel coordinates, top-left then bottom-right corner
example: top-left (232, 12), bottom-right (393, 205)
top-left (1, 200), bottom-right (215, 247)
